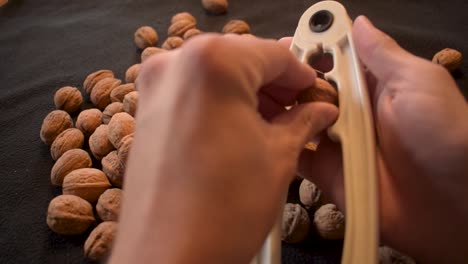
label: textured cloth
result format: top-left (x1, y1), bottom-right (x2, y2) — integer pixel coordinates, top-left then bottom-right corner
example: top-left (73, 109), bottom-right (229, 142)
top-left (0, 0), bottom-right (466, 263)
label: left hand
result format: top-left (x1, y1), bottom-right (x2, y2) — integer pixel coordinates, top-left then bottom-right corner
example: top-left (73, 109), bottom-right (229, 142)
top-left (110, 34), bottom-right (338, 264)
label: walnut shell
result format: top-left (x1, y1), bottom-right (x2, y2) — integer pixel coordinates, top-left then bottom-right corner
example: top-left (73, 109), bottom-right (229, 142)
top-left (141, 47), bottom-right (166, 62)
top-left (183, 28), bottom-right (202, 40)
top-left (222, 19), bottom-right (250, 34)
top-left (171, 12), bottom-right (196, 24)
top-left (84, 221), bottom-right (117, 261)
top-left (202, 0), bottom-right (228, 15)
top-left (118, 134), bottom-right (133, 166)
top-left (168, 19), bottom-right (196, 37)
top-left (76, 108), bottom-right (103, 136)
top-left (102, 151), bottom-right (125, 188)
top-left (123, 91), bottom-right (139, 117)
top-left (297, 78), bottom-right (338, 106)
top-left (432, 48), bottom-right (463, 72)
top-left (54, 86), bottom-right (83, 113)
top-left (96, 188), bottom-right (122, 221)
top-left (314, 204), bottom-right (345, 240)
top-left (51, 149), bottom-right (92, 186)
top-left (281, 203), bottom-right (310, 243)
top-left (40, 110), bottom-right (73, 145)
top-left (91, 77), bottom-right (122, 110)
top-left (125, 64), bottom-right (141, 83)
top-left (108, 112), bottom-right (135, 149)
top-left (379, 246), bottom-right (416, 264)
top-left (62, 168), bottom-right (111, 203)
top-left (134, 26), bottom-right (159, 49)
top-left (47, 194), bottom-right (95, 235)
top-left (110, 83), bottom-right (135, 103)
top-left (50, 128), bottom-right (84, 160)
top-left (162, 36), bottom-right (184, 50)
top-left (89, 125), bottom-right (115, 160)
top-left (103, 102), bottom-right (125, 124)
top-left (299, 179), bottom-right (322, 210)
top-left (83, 70), bottom-right (114, 95)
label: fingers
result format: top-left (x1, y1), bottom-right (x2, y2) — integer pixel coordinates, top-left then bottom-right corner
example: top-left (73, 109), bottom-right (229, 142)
top-left (278, 37), bottom-right (293, 48)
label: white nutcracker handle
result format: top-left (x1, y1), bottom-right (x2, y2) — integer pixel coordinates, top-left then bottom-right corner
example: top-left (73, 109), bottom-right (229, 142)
top-left (252, 1), bottom-right (379, 264)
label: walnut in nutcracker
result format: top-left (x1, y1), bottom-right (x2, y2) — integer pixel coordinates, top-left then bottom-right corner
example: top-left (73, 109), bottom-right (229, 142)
top-left (110, 83), bottom-right (135, 103)
top-left (202, 0), bottom-right (228, 15)
top-left (62, 168), bottom-right (111, 203)
top-left (297, 78), bottom-right (338, 106)
top-left (76, 108), bottom-right (102, 136)
top-left (103, 102), bottom-right (125, 124)
top-left (50, 128), bottom-right (84, 160)
top-left (89, 124), bottom-right (115, 160)
top-left (40, 110), bottom-right (73, 145)
top-left (102, 151), bottom-right (125, 188)
top-left (46, 194), bottom-right (95, 235)
top-left (51, 149), bottom-right (92, 186)
top-left (162, 36), bottom-right (184, 50)
top-left (91, 77), bottom-right (122, 110)
top-left (222, 20), bottom-right (251, 34)
top-left (84, 221), bottom-right (117, 261)
top-left (123, 91), bottom-right (138, 117)
top-left (314, 204), bottom-right (345, 240)
top-left (134, 26), bottom-right (159, 49)
top-left (281, 203), bottom-right (310, 243)
top-left (125, 64), bottom-right (141, 83)
top-left (83, 69), bottom-right (114, 95)
top-left (96, 188), bottom-right (122, 221)
top-left (54, 86), bottom-right (83, 114)
top-left (107, 112), bottom-right (135, 148)
top-left (299, 179), bottom-right (322, 210)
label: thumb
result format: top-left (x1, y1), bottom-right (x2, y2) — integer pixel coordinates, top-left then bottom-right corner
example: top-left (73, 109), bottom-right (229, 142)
top-left (271, 102), bottom-right (338, 157)
top-left (353, 16), bottom-right (414, 81)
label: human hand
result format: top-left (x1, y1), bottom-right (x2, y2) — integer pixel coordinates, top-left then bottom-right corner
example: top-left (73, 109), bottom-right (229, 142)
top-left (298, 16), bottom-right (468, 263)
top-left (109, 34), bottom-right (338, 264)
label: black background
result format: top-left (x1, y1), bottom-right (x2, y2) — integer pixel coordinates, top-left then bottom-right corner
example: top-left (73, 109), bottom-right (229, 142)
top-left (0, 0), bottom-right (466, 263)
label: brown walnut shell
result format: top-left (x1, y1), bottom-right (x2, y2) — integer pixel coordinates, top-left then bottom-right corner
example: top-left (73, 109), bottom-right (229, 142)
top-left (168, 19), bottom-right (196, 37)
top-left (314, 204), bottom-right (345, 240)
top-left (110, 83), bottom-right (135, 103)
top-left (202, 0), bottom-right (228, 15)
top-left (183, 28), bottom-right (202, 40)
top-left (123, 91), bottom-right (139, 117)
top-left (281, 203), bottom-right (310, 244)
top-left (90, 77), bottom-right (122, 110)
top-left (297, 78), bottom-right (338, 106)
top-left (83, 70), bottom-right (114, 95)
top-left (134, 26), bottom-right (159, 49)
top-left (171, 12), bottom-right (196, 24)
top-left (125, 64), bottom-right (141, 83)
top-left (84, 221), bottom-right (117, 261)
top-left (141, 47), bottom-right (166, 62)
top-left (222, 19), bottom-right (250, 34)
top-left (62, 168), bottom-right (111, 203)
top-left (40, 110), bottom-right (73, 145)
top-left (89, 125), bottom-right (114, 160)
top-left (162, 36), bottom-right (184, 50)
top-left (76, 108), bottom-right (103, 137)
top-left (54, 86), bottom-right (83, 113)
top-left (50, 128), bottom-right (84, 160)
top-left (96, 188), bottom-right (122, 221)
top-left (299, 179), bottom-right (322, 210)
top-left (51, 149), bottom-right (92, 186)
top-left (432, 48), bottom-right (463, 72)
top-left (103, 102), bottom-right (125, 124)
top-left (107, 112), bottom-right (135, 149)
top-left (46, 194), bottom-right (95, 235)
top-left (117, 134), bottom-right (133, 166)
top-left (102, 151), bottom-right (125, 188)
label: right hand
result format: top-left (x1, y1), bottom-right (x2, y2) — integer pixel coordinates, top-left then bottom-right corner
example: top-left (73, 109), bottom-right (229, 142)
top-left (298, 16), bottom-right (468, 263)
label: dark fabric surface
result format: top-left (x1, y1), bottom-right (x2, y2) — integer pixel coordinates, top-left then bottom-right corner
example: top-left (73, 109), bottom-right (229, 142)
top-left (0, 0), bottom-right (466, 263)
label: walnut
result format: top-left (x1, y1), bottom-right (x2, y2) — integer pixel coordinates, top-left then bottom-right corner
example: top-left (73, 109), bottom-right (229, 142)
top-left (168, 19), bottom-right (196, 37)
top-left (102, 151), bottom-right (125, 188)
top-left (222, 20), bottom-right (250, 34)
top-left (96, 188), bottom-right (122, 221)
top-left (76, 108), bottom-right (102, 136)
top-left (125, 64), bottom-right (141, 83)
top-left (40, 110), bottom-right (73, 145)
top-left (46, 194), bottom-right (95, 235)
top-left (103, 102), bottom-right (125, 124)
top-left (54, 86), bottom-right (83, 113)
top-left (90, 77), bottom-right (122, 110)
top-left (83, 70), bottom-right (114, 95)
top-left (51, 149), bottom-right (92, 186)
top-left (171, 12), bottom-right (196, 24)
top-left (84, 221), bottom-right (117, 261)
top-left (281, 203), bottom-right (310, 243)
top-left (379, 246), bottom-right (416, 264)
top-left (108, 112), bottom-right (135, 148)
top-left (134, 26), bottom-right (159, 49)
top-left (62, 168), bottom-right (111, 203)
top-left (141, 47), bottom-right (166, 62)
top-left (123, 91), bottom-right (139, 117)
top-left (50, 128), bottom-right (84, 160)
top-left (202, 0), bottom-right (228, 15)
top-left (110, 83), bottom-right (135, 103)
top-left (89, 124), bottom-right (115, 160)
top-left (432, 48), bottom-right (463, 72)
top-left (299, 179), bottom-right (322, 210)
top-left (162, 36), bottom-right (184, 50)
top-left (183, 28), bottom-right (202, 40)
top-left (297, 78), bottom-right (338, 106)
top-left (314, 204), bottom-right (345, 240)
top-left (118, 134), bottom-right (133, 166)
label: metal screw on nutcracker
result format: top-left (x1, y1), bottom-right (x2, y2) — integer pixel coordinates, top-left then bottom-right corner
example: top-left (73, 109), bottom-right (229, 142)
top-left (251, 1), bottom-right (379, 263)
